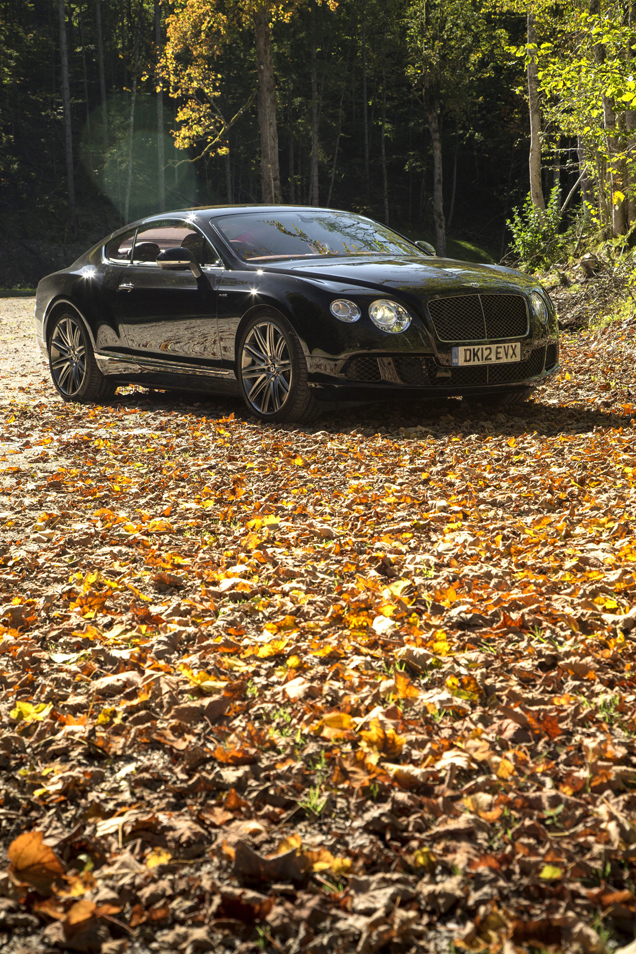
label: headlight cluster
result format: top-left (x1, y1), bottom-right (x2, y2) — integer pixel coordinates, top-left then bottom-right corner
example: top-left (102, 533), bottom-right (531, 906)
top-left (369, 300), bottom-right (411, 333)
top-left (530, 290), bottom-right (550, 326)
top-left (330, 298), bottom-right (412, 333)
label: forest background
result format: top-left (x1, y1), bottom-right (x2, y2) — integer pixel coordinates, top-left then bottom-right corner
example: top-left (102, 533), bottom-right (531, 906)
top-left (4, 0), bottom-right (636, 289)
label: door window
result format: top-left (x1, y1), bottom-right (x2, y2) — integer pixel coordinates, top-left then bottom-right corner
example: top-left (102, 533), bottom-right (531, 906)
top-left (131, 223), bottom-right (220, 266)
top-left (105, 229), bottom-right (136, 263)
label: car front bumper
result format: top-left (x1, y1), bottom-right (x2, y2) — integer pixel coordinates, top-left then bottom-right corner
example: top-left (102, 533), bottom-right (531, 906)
top-left (306, 339), bottom-right (559, 397)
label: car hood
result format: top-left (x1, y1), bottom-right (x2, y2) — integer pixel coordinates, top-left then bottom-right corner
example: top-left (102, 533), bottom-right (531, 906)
top-left (263, 256), bottom-right (535, 296)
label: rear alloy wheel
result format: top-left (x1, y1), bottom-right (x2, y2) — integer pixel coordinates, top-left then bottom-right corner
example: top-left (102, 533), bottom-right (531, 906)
top-left (237, 311), bottom-right (319, 423)
top-left (48, 311), bottom-right (116, 403)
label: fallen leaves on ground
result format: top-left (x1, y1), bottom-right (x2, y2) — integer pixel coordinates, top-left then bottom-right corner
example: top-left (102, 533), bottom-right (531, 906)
top-left (3, 300), bottom-right (636, 951)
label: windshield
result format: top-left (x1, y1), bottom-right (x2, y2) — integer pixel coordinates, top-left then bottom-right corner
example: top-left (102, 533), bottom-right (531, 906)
top-left (211, 210), bottom-right (423, 262)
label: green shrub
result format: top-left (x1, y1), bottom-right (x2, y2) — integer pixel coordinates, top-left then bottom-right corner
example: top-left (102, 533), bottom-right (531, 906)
top-left (508, 186), bottom-right (564, 269)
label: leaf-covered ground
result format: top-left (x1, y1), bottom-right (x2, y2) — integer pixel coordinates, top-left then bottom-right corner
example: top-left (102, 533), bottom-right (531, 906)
top-left (3, 300), bottom-right (636, 954)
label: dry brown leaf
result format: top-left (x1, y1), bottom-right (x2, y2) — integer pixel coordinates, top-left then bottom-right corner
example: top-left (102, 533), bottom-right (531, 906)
top-left (8, 830), bottom-right (65, 895)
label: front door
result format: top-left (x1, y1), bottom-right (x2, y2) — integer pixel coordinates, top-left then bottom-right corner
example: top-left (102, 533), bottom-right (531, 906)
top-left (113, 221), bottom-right (222, 368)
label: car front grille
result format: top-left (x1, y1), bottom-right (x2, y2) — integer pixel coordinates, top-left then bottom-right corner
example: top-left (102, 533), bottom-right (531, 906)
top-left (427, 294), bottom-right (528, 342)
top-left (545, 341), bottom-right (558, 370)
top-left (344, 356), bottom-right (382, 382)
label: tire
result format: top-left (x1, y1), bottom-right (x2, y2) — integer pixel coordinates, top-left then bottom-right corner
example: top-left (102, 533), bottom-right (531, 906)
top-left (237, 310), bottom-right (320, 423)
top-left (465, 387), bottom-right (535, 409)
top-left (47, 311), bottom-right (117, 404)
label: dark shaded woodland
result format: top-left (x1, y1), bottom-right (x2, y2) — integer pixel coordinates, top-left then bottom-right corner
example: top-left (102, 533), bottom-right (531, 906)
top-left (0, 1), bottom-right (591, 285)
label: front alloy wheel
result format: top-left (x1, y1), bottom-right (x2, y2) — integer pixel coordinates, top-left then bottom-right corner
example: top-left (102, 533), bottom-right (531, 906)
top-left (49, 315), bottom-right (87, 397)
top-left (237, 311), bottom-right (319, 423)
top-left (48, 311), bottom-right (116, 403)
top-left (241, 319), bottom-right (292, 415)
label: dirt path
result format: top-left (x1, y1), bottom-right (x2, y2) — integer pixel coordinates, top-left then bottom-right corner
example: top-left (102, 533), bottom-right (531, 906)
top-left (0, 298), bottom-right (50, 403)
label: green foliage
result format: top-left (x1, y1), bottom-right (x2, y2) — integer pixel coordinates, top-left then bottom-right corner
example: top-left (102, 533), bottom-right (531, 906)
top-left (508, 186), bottom-right (564, 269)
top-left (507, 2), bottom-right (636, 236)
top-left (299, 784), bottom-right (328, 815)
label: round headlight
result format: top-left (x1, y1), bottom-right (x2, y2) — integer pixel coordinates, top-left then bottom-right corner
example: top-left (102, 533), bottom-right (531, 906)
top-left (368, 299), bottom-right (412, 333)
top-left (330, 299), bottom-right (361, 323)
top-left (530, 290), bottom-right (549, 326)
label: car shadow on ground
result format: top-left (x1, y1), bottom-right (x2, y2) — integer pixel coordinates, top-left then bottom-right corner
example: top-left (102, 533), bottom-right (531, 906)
top-left (108, 386), bottom-right (634, 440)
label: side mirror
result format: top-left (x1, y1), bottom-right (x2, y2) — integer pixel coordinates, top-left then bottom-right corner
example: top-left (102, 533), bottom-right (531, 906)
top-left (156, 246), bottom-right (202, 279)
top-left (415, 240), bottom-right (436, 256)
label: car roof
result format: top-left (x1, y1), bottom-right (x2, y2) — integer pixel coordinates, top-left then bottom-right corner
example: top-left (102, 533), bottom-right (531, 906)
top-left (141, 204), bottom-right (354, 222)
top-left (104, 205), bottom-right (383, 248)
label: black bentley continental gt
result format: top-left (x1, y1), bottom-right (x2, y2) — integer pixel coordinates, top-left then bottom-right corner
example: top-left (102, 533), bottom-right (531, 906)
top-left (34, 205), bottom-right (559, 422)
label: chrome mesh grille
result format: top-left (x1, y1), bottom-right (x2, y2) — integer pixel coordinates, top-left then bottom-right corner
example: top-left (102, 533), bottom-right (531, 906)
top-left (480, 295), bottom-right (528, 339)
top-left (428, 294), bottom-right (528, 342)
top-left (487, 346), bottom-right (545, 384)
top-left (427, 296), bottom-right (485, 342)
top-left (344, 356), bottom-right (382, 383)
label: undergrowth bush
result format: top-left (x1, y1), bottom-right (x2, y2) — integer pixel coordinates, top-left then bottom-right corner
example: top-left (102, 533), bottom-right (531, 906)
top-left (508, 186), bottom-right (564, 269)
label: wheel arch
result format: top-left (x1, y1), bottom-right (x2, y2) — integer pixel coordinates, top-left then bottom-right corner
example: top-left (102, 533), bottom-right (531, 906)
top-left (43, 298), bottom-right (97, 350)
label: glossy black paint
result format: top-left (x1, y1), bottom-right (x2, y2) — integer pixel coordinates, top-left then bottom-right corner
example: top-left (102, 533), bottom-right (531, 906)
top-left (34, 205), bottom-right (559, 403)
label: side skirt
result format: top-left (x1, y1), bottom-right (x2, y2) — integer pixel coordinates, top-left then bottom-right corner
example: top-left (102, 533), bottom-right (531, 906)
top-left (95, 352), bottom-right (240, 395)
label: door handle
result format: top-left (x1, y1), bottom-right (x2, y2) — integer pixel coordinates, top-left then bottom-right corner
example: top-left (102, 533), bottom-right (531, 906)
top-left (119, 282), bottom-right (134, 291)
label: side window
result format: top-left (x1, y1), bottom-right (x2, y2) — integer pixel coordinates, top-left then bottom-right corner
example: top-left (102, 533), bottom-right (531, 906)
top-left (105, 229), bottom-right (136, 263)
top-left (131, 223), bottom-right (221, 266)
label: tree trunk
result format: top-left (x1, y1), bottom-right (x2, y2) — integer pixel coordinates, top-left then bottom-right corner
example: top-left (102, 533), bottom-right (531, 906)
top-left (590, 0), bottom-right (625, 233)
top-left (426, 106), bottom-right (445, 257)
top-left (79, 3), bottom-right (91, 138)
top-left (310, 3), bottom-right (319, 206)
top-left (155, 0), bottom-right (165, 212)
top-left (627, 3), bottom-right (636, 227)
top-left (607, 103), bottom-right (626, 235)
top-left (447, 142), bottom-right (458, 232)
top-left (57, 0), bottom-right (76, 232)
top-left (327, 67), bottom-right (348, 208)
top-left (225, 149), bottom-right (232, 202)
top-left (596, 151), bottom-right (610, 225)
top-left (577, 136), bottom-right (592, 216)
top-left (95, 0), bottom-right (108, 150)
top-left (253, 7), bottom-right (281, 204)
top-left (361, 3), bottom-right (369, 191)
top-left (500, 148), bottom-right (516, 259)
top-left (124, 3), bottom-right (143, 222)
top-left (552, 136), bottom-right (561, 204)
top-left (288, 125), bottom-right (296, 202)
top-left (527, 13), bottom-right (545, 211)
top-left (381, 81), bottom-right (389, 224)
top-left (626, 114), bottom-right (636, 226)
